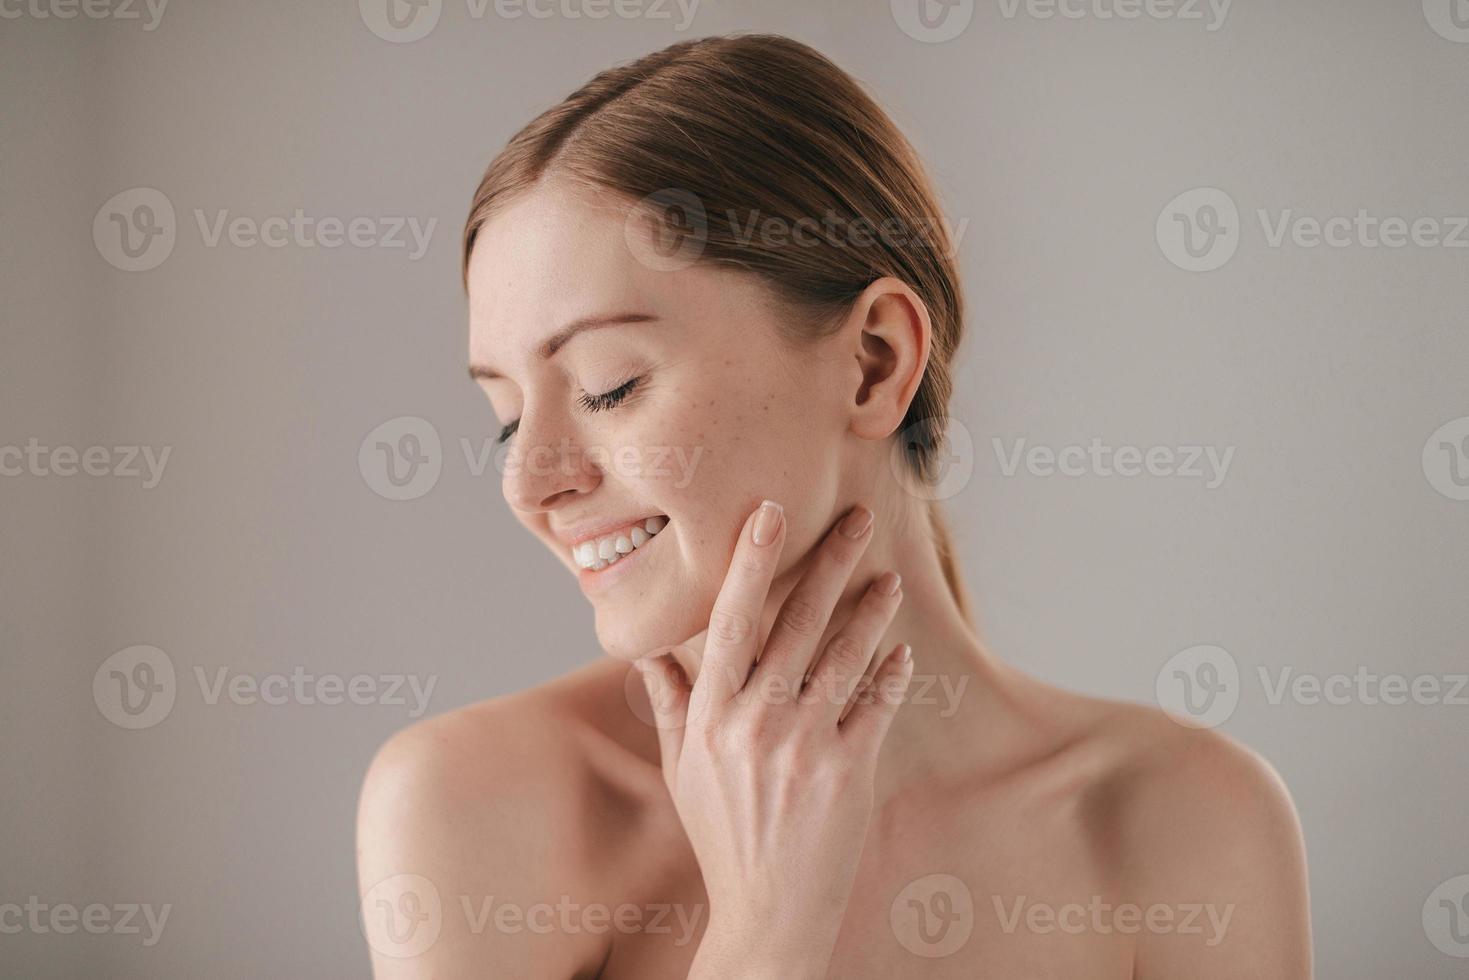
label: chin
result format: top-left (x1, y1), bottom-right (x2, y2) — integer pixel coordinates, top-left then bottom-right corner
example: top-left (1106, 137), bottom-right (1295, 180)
top-left (592, 599), bottom-right (711, 662)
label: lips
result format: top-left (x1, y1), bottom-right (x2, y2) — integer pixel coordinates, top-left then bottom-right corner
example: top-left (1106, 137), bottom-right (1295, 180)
top-left (568, 515), bottom-right (669, 571)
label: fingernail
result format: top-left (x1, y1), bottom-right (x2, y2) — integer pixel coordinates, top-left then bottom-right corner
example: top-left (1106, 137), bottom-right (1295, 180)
top-left (839, 505), bottom-right (873, 539)
top-left (752, 499), bottom-right (783, 546)
top-left (897, 643), bottom-right (912, 664)
top-left (875, 571), bottom-right (901, 596)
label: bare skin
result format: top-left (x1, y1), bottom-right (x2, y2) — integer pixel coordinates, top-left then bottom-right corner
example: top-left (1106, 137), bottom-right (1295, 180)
top-left (355, 178), bottom-right (1313, 978)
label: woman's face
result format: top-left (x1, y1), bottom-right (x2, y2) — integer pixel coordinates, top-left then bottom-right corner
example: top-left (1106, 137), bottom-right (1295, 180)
top-left (467, 179), bottom-right (857, 660)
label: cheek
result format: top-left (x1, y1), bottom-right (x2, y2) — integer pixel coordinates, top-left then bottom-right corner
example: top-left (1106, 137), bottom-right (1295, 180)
top-left (656, 369), bottom-right (802, 483)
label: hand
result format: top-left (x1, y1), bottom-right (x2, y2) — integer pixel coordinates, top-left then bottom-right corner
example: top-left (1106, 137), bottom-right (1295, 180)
top-left (636, 499), bottom-right (913, 978)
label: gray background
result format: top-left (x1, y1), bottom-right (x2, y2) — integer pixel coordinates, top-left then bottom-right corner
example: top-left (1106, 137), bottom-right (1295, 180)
top-left (2, 0), bottom-right (1466, 976)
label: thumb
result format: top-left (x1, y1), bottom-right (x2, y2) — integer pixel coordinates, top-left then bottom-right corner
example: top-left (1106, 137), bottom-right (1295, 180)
top-left (636, 651), bottom-right (691, 783)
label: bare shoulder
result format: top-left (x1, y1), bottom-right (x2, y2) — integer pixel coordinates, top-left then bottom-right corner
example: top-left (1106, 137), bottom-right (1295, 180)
top-left (355, 657), bottom-right (665, 976)
top-left (1037, 686), bottom-right (1313, 978)
top-left (1089, 701), bottom-right (1303, 857)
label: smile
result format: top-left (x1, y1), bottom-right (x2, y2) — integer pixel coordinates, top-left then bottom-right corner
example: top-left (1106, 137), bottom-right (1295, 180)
top-left (570, 515), bottom-right (668, 570)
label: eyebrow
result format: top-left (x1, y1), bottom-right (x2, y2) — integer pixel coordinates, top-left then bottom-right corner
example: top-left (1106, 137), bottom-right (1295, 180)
top-left (468, 312), bottom-right (660, 381)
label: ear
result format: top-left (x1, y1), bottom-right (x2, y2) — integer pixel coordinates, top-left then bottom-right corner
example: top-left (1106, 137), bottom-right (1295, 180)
top-left (844, 276), bottom-right (932, 442)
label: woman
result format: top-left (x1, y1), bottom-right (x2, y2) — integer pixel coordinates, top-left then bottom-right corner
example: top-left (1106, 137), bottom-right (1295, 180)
top-left (356, 33), bottom-right (1312, 978)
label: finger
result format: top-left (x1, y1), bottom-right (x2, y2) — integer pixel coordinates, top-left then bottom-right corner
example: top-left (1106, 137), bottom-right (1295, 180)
top-left (751, 504), bottom-right (875, 695)
top-left (695, 499), bottom-right (785, 705)
top-left (636, 653), bottom-right (691, 786)
top-left (839, 643), bottom-right (913, 752)
top-left (801, 570), bottom-right (903, 724)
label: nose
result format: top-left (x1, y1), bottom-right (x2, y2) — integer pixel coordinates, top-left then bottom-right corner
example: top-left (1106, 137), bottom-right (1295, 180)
top-left (501, 409), bottom-right (600, 513)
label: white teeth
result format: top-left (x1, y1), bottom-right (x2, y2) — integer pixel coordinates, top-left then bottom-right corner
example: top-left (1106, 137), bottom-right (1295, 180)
top-left (572, 516), bottom-right (668, 570)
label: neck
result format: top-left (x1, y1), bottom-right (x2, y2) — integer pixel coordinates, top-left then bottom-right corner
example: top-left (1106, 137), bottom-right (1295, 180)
top-left (667, 494), bottom-right (1009, 808)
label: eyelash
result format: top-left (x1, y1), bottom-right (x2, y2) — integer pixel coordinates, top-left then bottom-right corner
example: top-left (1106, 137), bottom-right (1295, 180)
top-left (496, 375), bottom-right (643, 445)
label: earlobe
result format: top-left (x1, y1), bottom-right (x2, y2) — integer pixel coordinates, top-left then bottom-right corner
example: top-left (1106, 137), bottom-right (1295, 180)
top-left (848, 277), bottom-right (931, 441)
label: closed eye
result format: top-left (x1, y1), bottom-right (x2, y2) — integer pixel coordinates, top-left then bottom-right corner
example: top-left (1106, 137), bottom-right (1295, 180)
top-left (494, 375), bottom-right (643, 445)
top-left (578, 375), bottom-right (641, 413)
